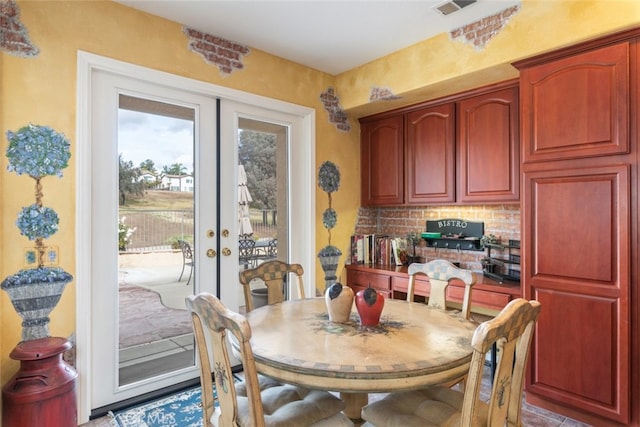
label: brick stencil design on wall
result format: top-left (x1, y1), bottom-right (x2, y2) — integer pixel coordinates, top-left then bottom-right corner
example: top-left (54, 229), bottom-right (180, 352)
top-left (320, 87), bottom-right (351, 132)
top-left (0, 0), bottom-right (39, 57)
top-left (370, 86), bottom-right (402, 102)
top-left (450, 5), bottom-right (520, 50)
top-left (183, 26), bottom-right (250, 76)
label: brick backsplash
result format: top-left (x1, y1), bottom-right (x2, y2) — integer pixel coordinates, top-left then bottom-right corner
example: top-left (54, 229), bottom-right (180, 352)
top-left (353, 204), bottom-right (520, 272)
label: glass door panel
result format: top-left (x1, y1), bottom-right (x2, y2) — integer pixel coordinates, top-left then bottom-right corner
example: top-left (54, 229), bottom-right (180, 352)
top-left (117, 95), bottom-right (196, 385)
top-left (236, 117), bottom-right (290, 306)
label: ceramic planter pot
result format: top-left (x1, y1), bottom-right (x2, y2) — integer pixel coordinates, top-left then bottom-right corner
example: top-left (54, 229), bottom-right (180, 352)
top-left (355, 287), bottom-right (385, 326)
top-left (325, 283), bottom-right (354, 323)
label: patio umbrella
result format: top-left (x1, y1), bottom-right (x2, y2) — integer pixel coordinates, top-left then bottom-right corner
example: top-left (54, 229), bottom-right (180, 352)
top-left (238, 165), bottom-right (253, 236)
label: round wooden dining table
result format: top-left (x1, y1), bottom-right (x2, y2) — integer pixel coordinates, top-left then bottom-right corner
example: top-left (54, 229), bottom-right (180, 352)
top-left (241, 297), bottom-right (477, 419)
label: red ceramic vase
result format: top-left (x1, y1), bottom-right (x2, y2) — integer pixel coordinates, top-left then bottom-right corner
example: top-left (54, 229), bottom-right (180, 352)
top-left (355, 286), bottom-right (384, 326)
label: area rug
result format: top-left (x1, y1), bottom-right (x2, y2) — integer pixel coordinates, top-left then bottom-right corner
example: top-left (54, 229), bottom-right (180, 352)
top-left (111, 375), bottom-right (242, 427)
top-left (111, 385), bottom-right (206, 427)
top-left (119, 283), bottom-right (192, 349)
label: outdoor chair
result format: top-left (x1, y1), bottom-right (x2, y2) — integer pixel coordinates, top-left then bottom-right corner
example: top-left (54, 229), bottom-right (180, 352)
top-left (407, 259), bottom-right (477, 320)
top-left (238, 235), bottom-right (256, 269)
top-left (186, 292), bottom-right (354, 427)
top-left (267, 238), bottom-right (277, 259)
top-left (253, 238), bottom-right (278, 265)
top-left (360, 298), bottom-right (542, 427)
top-left (178, 239), bottom-right (194, 286)
top-left (239, 260), bottom-right (304, 312)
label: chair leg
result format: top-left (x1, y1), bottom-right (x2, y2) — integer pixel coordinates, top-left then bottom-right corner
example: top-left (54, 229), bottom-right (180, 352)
top-left (179, 263), bottom-right (185, 281)
top-left (186, 265), bottom-right (193, 286)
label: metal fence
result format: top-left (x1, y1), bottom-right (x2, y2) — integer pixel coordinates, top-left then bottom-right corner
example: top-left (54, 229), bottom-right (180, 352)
top-left (119, 209), bottom-right (277, 252)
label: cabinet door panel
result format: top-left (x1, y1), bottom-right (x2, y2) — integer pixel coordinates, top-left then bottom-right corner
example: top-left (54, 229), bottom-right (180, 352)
top-left (392, 276), bottom-right (430, 297)
top-left (347, 269), bottom-right (391, 292)
top-left (405, 103), bottom-right (455, 204)
top-left (530, 289), bottom-right (622, 418)
top-left (447, 286), bottom-right (512, 311)
top-left (457, 86), bottom-right (519, 202)
top-left (526, 165), bottom-right (627, 285)
top-left (360, 116), bottom-right (404, 206)
top-left (523, 164), bottom-right (630, 423)
top-left (520, 43), bottom-right (629, 162)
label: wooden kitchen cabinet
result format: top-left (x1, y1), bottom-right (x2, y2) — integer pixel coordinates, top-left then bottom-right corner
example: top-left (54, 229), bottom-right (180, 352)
top-left (457, 84), bottom-right (519, 203)
top-left (519, 41), bottom-right (629, 163)
top-left (360, 115), bottom-right (404, 206)
top-left (345, 266), bottom-right (392, 299)
top-left (359, 81), bottom-right (519, 206)
top-left (514, 28), bottom-right (639, 426)
top-left (345, 264), bottom-right (520, 316)
top-left (405, 102), bottom-right (455, 204)
top-left (522, 164), bottom-right (630, 425)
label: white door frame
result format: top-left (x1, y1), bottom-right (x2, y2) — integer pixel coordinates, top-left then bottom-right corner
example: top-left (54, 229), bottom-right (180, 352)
top-left (75, 51), bottom-right (316, 423)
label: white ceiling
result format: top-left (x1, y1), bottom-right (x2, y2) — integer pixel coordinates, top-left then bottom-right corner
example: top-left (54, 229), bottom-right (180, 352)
top-left (116, 0), bottom-right (521, 75)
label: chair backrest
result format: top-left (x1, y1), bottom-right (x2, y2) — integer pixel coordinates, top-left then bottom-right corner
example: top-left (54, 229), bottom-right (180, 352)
top-left (238, 236), bottom-right (256, 261)
top-left (186, 292), bottom-right (266, 427)
top-left (407, 259), bottom-right (477, 319)
top-left (238, 260), bottom-right (304, 312)
top-left (460, 298), bottom-right (541, 426)
top-left (267, 238), bottom-right (277, 257)
top-left (178, 239), bottom-right (194, 261)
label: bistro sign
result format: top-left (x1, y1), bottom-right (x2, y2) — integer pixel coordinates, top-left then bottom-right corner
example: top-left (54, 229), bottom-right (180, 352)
top-left (426, 218), bottom-right (484, 238)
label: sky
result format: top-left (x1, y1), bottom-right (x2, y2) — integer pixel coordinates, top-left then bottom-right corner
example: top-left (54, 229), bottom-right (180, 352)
top-left (118, 109), bottom-right (194, 173)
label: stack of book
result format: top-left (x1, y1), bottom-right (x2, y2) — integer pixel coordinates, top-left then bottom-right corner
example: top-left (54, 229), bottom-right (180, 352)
top-left (350, 234), bottom-right (405, 266)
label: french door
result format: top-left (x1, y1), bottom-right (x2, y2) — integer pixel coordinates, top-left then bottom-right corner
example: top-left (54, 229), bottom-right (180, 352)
top-left (76, 52), bottom-right (316, 422)
top-left (89, 70), bottom-right (220, 409)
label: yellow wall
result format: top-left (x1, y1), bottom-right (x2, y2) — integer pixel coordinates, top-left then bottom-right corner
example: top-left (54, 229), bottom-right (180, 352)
top-left (1, 0), bottom-right (638, 392)
top-left (0, 0), bottom-right (360, 385)
top-left (337, 0), bottom-right (640, 118)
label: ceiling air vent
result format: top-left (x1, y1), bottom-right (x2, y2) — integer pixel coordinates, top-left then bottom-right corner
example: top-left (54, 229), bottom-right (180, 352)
top-left (435, 0), bottom-right (477, 16)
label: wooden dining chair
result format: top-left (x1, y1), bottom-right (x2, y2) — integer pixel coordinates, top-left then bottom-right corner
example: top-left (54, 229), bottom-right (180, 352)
top-left (186, 292), bottom-right (354, 427)
top-left (360, 298), bottom-right (541, 427)
top-left (239, 260), bottom-right (305, 312)
top-left (407, 259), bottom-right (477, 320)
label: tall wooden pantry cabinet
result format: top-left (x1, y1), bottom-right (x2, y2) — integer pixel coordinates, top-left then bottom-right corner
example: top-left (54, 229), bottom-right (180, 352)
top-left (514, 28), bottom-right (639, 426)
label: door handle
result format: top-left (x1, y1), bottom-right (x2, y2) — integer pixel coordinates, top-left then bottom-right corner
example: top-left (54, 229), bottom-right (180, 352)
top-left (222, 248), bottom-right (231, 256)
top-left (206, 249), bottom-right (217, 258)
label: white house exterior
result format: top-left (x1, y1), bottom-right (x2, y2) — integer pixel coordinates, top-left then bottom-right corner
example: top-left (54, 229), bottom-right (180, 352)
top-left (160, 174), bottom-right (193, 192)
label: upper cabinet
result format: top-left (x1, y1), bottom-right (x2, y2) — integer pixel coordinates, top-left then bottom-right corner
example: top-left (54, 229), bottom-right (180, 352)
top-left (457, 86), bottom-right (519, 203)
top-left (359, 81), bottom-right (519, 206)
top-left (360, 115), bottom-right (404, 206)
top-left (405, 103), bottom-right (455, 204)
top-left (519, 42), bottom-right (629, 162)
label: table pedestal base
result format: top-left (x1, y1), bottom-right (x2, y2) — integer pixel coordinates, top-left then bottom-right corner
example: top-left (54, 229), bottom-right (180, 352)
top-left (341, 392), bottom-right (368, 422)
